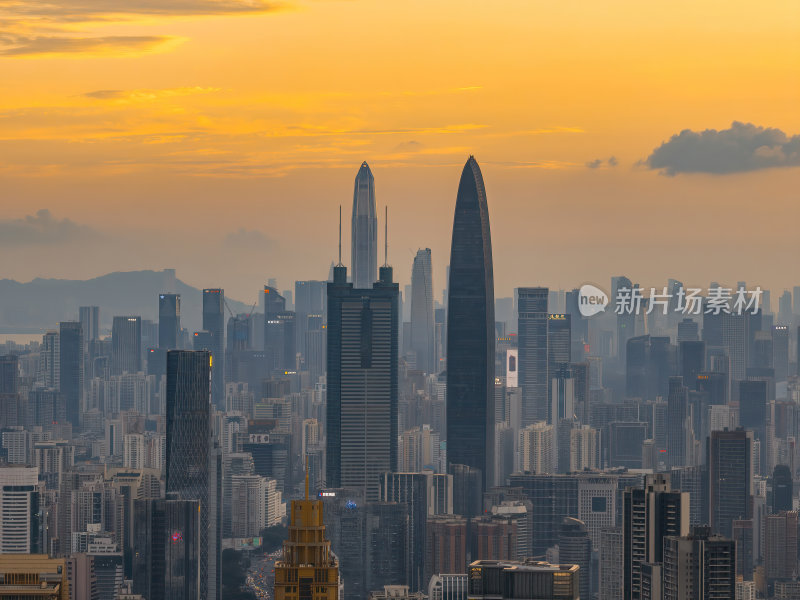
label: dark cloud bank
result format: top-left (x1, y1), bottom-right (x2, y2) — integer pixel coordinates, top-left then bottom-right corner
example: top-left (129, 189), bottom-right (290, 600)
top-left (646, 121), bottom-right (800, 175)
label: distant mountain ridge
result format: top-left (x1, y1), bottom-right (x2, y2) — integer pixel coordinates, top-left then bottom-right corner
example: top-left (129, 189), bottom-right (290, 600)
top-left (0, 269), bottom-right (254, 334)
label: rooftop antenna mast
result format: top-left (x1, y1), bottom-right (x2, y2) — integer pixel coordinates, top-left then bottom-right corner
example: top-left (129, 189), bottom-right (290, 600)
top-left (305, 455), bottom-right (309, 500)
top-left (383, 205), bottom-right (388, 267)
top-left (337, 205), bottom-right (343, 267)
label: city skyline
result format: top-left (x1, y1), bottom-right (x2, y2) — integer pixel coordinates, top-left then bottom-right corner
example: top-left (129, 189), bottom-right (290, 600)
top-left (1, 3), bottom-right (799, 599)
top-left (3, 172), bottom-right (800, 597)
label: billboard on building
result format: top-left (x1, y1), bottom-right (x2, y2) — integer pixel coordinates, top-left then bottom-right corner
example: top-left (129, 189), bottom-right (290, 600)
top-left (506, 349), bottom-right (518, 388)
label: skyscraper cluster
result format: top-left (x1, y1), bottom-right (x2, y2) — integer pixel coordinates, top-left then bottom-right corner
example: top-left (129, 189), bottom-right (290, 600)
top-left (3, 156), bottom-right (800, 600)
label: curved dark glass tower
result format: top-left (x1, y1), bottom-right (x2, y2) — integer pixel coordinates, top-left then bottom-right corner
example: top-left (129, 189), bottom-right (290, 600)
top-left (351, 161), bottom-right (378, 289)
top-left (446, 156), bottom-right (495, 492)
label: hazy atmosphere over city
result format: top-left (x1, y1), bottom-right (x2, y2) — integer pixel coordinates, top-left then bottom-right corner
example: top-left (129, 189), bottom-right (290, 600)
top-left (2, 2), bottom-right (800, 600)
top-left (2, 1), bottom-right (799, 301)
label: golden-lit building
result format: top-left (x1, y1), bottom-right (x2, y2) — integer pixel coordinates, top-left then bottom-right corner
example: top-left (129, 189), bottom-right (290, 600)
top-left (274, 475), bottom-right (339, 600)
top-left (467, 560), bottom-right (580, 600)
top-left (0, 555), bottom-right (69, 600)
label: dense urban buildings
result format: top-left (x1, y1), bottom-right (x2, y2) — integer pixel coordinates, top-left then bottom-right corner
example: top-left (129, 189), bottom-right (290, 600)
top-left (3, 157), bottom-right (800, 600)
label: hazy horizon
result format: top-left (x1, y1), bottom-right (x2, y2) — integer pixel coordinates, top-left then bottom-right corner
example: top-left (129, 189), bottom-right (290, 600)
top-left (2, 0), bottom-right (799, 301)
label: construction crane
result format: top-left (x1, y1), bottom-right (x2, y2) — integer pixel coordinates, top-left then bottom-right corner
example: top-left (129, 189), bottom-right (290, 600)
top-left (224, 295), bottom-right (258, 320)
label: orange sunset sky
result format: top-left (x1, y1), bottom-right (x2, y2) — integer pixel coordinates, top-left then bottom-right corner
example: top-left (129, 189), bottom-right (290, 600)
top-left (1, 0), bottom-right (799, 303)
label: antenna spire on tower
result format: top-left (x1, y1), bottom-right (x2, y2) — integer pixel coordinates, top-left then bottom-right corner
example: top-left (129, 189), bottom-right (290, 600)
top-left (305, 455), bottom-right (309, 500)
top-left (337, 205), bottom-right (343, 267)
top-left (383, 205), bottom-right (388, 267)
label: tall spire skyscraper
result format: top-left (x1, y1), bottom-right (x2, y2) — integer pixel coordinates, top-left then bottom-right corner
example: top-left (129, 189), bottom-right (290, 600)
top-left (351, 161), bottom-right (377, 289)
top-left (446, 156), bottom-right (495, 493)
top-left (411, 248), bottom-right (435, 374)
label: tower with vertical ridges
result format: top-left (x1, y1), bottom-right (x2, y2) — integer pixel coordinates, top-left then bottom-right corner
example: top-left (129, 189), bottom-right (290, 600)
top-left (274, 467), bottom-right (339, 600)
top-left (351, 162), bottom-right (378, 289)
